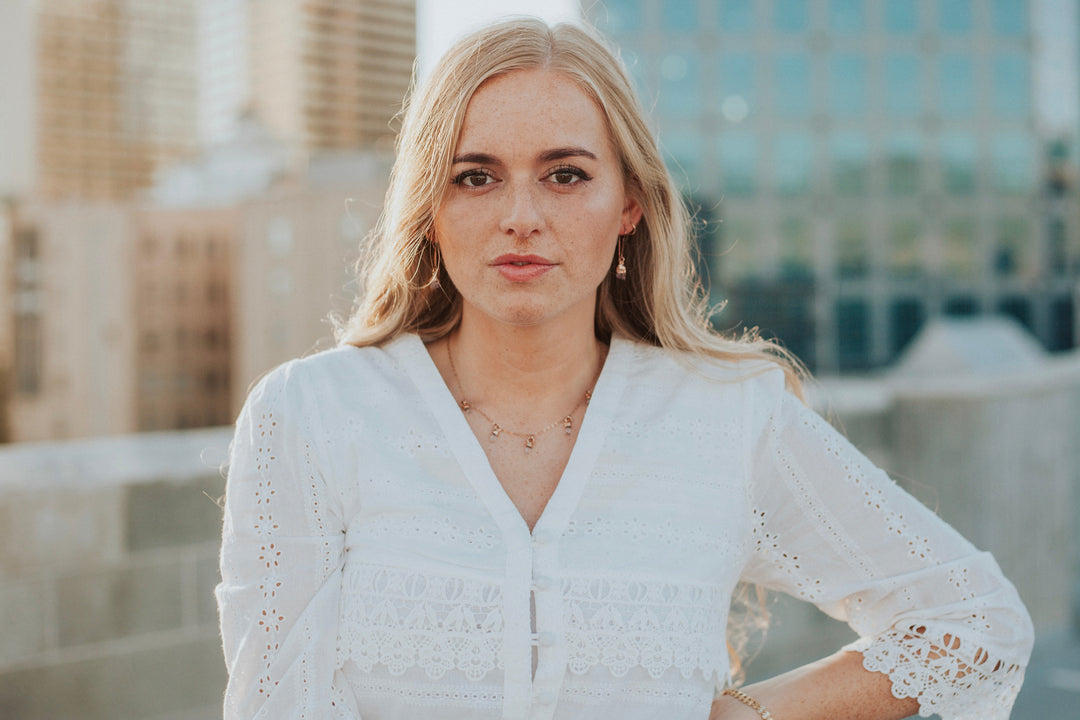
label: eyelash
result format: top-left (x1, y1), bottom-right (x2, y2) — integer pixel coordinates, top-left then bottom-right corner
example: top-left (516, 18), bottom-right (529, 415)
top-left (546, 165), bottom-right (593, 184)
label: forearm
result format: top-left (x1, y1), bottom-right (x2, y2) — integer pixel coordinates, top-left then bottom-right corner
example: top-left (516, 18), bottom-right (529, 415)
top-left (710, 650), bottom-right (920, 720)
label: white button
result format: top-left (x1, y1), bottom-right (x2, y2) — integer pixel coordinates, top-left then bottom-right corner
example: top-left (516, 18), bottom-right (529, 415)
top-left (536, 689), bottom-right (557, 705)
top-left (538, 631), bottom-right (557, 647)
top-left (533, 575), bottom-right (553, 591)
top-left (533, 529), bottom-right (554, 545)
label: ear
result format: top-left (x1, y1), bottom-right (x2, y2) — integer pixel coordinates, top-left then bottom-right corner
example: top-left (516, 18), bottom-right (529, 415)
top-left (620, 194), bottom-right (643, 235)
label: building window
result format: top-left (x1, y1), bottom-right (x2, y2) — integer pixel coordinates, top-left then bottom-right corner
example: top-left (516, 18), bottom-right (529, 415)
top-left (774, 131), bottom-right (814, 196)
top-left (939, 54), bottom-right (975, 117)
top-left (207, 281), bottom-right (227, 305)
top-left (15, 315), bottom-right (42, 395)
top-left (775, 54), bottom-right (812, 117)
top-left (991, 133), bottom-right (1035, 194)
top-left (830, 54), bottom-right (867, 116)
top-left (659, 54), bottom-right (700, 115)
top-left (887, 135), bottom-right (922, 195)
top-left (662, 129), bottom-right (703, 185)
top-left (1047, 216), bottom-right (1067, 275)
top-left (14, 229), bottom-right (43, 396)
top-left (890, 298), bottom-right (925, 355)
top-left (939, 0), bottom-right (973, 34)
top-left (831, 133), bottom-right (869, 195)
top-left (889, 218), bottom-right (922, 277)
top-left (836, 299), bottom-right (870, 371)
top-left (992, 54), bottom-right (1029, 118)
top-left (718, 133), bottom-right (758, 196)
top-left (599, 0), bottom-right (642, 33)
top-left (884, 0), bottom-right (918, 32)
top-left (992, 0), bottom-right (1027, 36)
top-left (836, 218), bottom-right (868, 278)
top-left (719, 0), bottom-right (755, 32)
top-left (885, 54), bottom-right (921, 117)
top-left (943, 217), bottom-right (978, 277)
top-left (945, 296), bottom-right (979, 315)
top-left (661, 0), bottom-right (697, 31)
top-left (779, 217), bottom-right (813, 279)
top-left (1049, 297), bottom-right (1075, 351)
top-left (718, 53), bottom-right (756, 119)
top-left (994, 217), bottom-right (1032, 277)
top-left (829, 0), bottom-right (865, 33)
top-left (940, 133), bottom-right (978, 195)
top-left (715, 215), bottom-right (758, 284)
top-left (774, 0), bottom-right (809, 32)
top-left (997, 297), bottom-right (1033, 332)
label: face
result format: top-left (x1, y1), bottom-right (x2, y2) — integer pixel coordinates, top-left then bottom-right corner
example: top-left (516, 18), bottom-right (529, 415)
top-left (432, 68), bottom-right (642, 332)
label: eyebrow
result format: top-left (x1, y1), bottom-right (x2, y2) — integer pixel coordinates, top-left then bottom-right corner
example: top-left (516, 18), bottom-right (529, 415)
top-left (451, 146), bottom-right (599, 165)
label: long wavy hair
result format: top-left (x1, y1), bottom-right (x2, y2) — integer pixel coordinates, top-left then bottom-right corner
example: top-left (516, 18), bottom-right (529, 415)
top-left (336, 18), bottom-right (805, 397)
top-left (336, 17), bottom-right (797, 678)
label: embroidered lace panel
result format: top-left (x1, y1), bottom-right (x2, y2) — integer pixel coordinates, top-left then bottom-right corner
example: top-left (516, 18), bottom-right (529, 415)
top-left (857, 627), bottom-right (1026, 719)
top-left (337, 564), bottom-right (505, 681)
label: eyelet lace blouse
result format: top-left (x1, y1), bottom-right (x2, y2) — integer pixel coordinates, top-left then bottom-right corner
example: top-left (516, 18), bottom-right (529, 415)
top-left (216, 334), bottom-right (1033, 720)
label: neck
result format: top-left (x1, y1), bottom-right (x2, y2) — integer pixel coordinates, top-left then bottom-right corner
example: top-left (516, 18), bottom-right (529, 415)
top-left (446, 307), bottom-right (606, 423)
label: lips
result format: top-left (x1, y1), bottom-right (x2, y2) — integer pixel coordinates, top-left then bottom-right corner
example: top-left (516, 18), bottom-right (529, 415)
top-left (491, 254), bottom-right (556, 282)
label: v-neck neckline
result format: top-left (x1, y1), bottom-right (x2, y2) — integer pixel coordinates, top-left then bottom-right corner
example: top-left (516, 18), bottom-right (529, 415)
top-left (388, 332), bottom-right (630, 549)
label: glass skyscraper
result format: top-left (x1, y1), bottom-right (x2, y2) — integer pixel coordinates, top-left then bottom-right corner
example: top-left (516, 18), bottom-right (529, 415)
top-left (587, 0), bottom-right (1080, 372)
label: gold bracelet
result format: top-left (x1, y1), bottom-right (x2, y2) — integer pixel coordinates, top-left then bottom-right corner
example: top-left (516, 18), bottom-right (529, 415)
top-left (722, 687), bottom-right (775, 720)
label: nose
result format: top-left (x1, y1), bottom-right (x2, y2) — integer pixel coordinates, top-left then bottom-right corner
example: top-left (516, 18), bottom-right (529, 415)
top-left (498, 181), bottom-right (543, 239)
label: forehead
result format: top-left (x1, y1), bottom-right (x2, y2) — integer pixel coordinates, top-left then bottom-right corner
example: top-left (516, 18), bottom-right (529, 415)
top-left (455, 68), bottom-right (614, 157)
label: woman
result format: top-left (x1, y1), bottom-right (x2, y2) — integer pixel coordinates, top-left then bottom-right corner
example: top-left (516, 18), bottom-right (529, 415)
top-left (217, 18), bottom-right (1033, 720)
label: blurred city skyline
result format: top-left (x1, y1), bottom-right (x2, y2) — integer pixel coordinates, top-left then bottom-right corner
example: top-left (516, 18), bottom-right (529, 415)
top-left (0, 0), bottom-right (1078, 443)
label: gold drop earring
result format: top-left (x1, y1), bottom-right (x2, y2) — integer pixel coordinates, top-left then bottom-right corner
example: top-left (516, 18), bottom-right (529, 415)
top-left (428, 243), bottom-right (442, 290)
top-left (616, 223), bottom-right (635, 280)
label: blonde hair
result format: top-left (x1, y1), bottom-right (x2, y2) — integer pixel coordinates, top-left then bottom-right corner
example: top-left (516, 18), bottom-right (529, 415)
top-left (337, 17), bottom-right (805, 396)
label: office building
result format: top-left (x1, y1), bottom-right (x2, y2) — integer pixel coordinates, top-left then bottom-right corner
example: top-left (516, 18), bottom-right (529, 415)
top-left (588, 0), bottom-right (1080, 371)
top-left (241, 0), bottom-right (415, 153)
top-left (34, 0), bottom-right (199, 202)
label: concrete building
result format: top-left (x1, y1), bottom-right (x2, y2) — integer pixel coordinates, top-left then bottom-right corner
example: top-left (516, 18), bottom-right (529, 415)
top-left (133, 207), bottom-right (238, 432)
top-left (232, 151), bottom-right (392, 407)
top-left (0, 1), bottom-right (38, 200)
top-left (209, 0), bottom-right (416, 154)
top-left (586, 0), bottom-right (1080, 373)
top-left (8, 202), bottom-right (137, 442)
top-left (34, 0), bottom-right (199, 202)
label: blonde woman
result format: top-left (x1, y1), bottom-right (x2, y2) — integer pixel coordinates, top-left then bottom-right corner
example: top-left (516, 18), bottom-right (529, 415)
top-left (216, 19), bottom-right (1032, 720)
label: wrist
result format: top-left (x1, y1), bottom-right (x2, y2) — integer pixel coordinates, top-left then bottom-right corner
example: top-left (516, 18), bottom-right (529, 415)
top-left (718, 687), bottom-right (776, 720)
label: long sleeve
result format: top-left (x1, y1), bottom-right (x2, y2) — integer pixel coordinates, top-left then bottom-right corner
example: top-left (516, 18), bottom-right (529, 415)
top-left (739, 369), bottom-right (1033, 720)
top-left (216, 364), bottom-right (360, 720)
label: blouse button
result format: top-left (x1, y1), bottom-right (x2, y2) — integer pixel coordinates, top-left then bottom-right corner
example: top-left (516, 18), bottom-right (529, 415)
top-left (536, 689), bottom-right (557, 706)
top-left (533, 575), bottom-right (553, 591)
top-left (538, 631), bottom-right (557, 647)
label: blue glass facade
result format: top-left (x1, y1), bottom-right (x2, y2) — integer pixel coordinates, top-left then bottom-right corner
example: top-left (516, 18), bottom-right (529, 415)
top-left (589, 0), bottom-right (1080, 372)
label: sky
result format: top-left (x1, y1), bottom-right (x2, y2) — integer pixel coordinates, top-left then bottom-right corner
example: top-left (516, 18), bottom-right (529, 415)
top-left (417, 0), bottom-right (581, 78)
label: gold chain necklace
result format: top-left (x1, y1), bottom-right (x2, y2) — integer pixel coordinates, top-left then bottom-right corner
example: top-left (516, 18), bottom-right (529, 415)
top-left (446, 336), bottom-right (596, 454)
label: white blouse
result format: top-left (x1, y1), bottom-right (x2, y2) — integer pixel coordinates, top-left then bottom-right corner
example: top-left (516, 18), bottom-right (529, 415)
top-left (216, 334), bottom-right (1033, 720)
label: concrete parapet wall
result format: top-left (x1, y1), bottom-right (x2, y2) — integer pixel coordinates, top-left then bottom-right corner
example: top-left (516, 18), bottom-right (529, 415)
top-left (0, 428), bottom-right (231, 720)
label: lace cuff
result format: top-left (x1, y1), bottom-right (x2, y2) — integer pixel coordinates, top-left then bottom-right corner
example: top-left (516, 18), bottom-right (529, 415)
top-left (847, 627), bottom-right (1026, 720)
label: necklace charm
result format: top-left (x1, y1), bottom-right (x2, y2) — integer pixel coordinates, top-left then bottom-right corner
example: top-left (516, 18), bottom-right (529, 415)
top-left (447, 336), bottom-right (601, 457)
